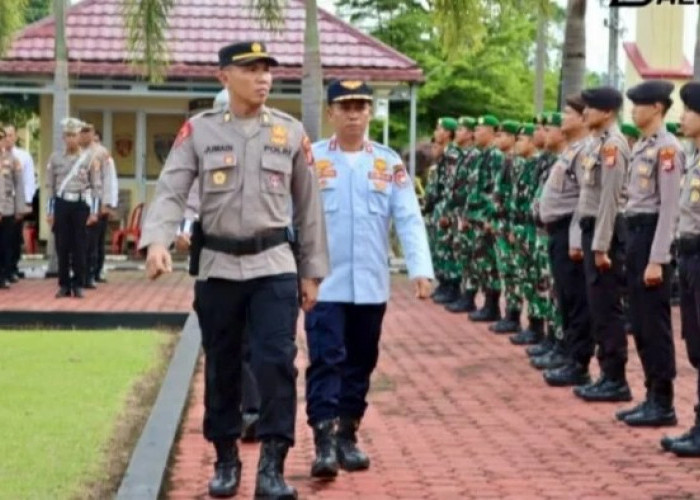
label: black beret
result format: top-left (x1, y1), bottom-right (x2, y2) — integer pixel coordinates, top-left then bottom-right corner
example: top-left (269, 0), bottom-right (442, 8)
top-left (626, 79), bottom-right (674, 106)
top-left (581, 86), bottom-right (623, 111)
top-left (680, 81), bottom-right (700, 113)
top-left (218, 41), bottom-right (278, 68)
top-left (327, 80), bottom-right (373, 104)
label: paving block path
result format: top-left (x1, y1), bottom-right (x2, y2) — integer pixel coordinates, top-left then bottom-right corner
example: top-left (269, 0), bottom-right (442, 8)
top-left (167, 276), bottom-right (700, 499)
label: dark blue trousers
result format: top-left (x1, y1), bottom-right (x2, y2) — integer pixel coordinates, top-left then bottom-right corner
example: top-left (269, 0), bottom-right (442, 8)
top-left (304, 302), bottom-right (387, 426)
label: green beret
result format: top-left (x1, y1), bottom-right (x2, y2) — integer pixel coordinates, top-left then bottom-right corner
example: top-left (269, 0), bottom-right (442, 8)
top-left (500, 119), bottom-right (520, 135)
top-left (621, 123), bottom-right (640, 139)
top-left (438, 117), bottom-right (458, 132)
top-left (458, 116), bottom-right (477, 130)
top-left (546, 112), bottom-right (562, 127)
top-left (666, 122), bottom-right (682, 137)
top-left (519, 123), bottom-right (535, 136)
top-left (477, 114), bottom-right (500, 128)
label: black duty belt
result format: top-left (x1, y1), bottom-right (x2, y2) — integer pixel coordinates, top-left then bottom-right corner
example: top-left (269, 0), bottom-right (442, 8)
top-left (678, 236), bottom-right (700, 256)
top-left (579, 216), bottom-right (595, 232)
top-left (203, 228), bottom-right (290, 256)
top-left (624, 213), bottom-right (659, 232)
top-left (545, 214), bottom-right (573, 234)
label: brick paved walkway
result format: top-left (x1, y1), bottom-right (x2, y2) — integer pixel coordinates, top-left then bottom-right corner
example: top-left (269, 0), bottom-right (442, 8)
top-left (0, 271), bottom-right (193, 312)
top-left (167, 277), bottom-right (700, 499)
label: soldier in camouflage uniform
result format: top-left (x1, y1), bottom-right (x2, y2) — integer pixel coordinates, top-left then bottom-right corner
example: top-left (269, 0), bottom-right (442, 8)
top-left (467, 115), bottom-right (504, 322)
top-left (446, 116), bottom-right (481, 313)
top-left (528, 113), bottom-right (567, 371)
top-left (430, 117), bottom-right (464, 304)
top-left (489, 120), bottom-right (524, 333)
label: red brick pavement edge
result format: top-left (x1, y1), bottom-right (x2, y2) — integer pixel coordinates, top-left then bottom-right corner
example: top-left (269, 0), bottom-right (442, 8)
top-left (166, 276), bottom-right (700, 499)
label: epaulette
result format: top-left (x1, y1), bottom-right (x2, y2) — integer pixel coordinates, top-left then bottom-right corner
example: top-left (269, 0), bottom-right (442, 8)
top-left (268, 107), bottom-right (298, 123)
top-left (193, 107), bottom-right (224, 121)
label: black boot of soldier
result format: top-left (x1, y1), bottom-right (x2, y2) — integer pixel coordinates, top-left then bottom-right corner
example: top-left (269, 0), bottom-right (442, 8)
top-left (489, 308), bottom-right (521, 334)
top-left (209, 440), bottom-right (242, 498)
top-left (431, 281), bottom-right (445, 299)
top-left (254, 438), bottom-right (297, 499)
top-left (469, 290), bottom-right (501, 322)
top-left (433, 281), bottom-right (460, 304)
top-left (510, 317), bottom-right (544, 345)
top-left (526, 335), bottom-right (555, 357)
top-left (445, 289), bottom-right (477, 313)
top-left (336, 417), bottom-right (370, 472)
top-left (311, 420), bottom-right (338, 479)
top-left (669, 405), bottom-right (700, 457)
top-left (623, 380), bottom-right (677, 427)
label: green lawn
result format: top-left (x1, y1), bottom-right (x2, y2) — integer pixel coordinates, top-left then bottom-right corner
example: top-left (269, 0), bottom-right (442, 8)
top-left (0, 330), bottom-right (171, 499)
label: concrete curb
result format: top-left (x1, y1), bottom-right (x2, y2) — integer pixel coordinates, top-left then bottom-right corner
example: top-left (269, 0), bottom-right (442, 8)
top-left (0, 311), bottom-right (188, 330)
top-left (116, 313), bottom-right (201, 500)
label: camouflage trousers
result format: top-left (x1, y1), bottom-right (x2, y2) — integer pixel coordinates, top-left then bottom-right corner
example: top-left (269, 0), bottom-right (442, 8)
top-left (495, 232), bottom-right (523, 311)
top-left (466, 218), bottom-right (500, 292)
top-left (455, 225), bottom-right (477, 292)
top-left (434, 223), bottom-right (461, 283)
top-left (513, 224), bottom-right (559, 326)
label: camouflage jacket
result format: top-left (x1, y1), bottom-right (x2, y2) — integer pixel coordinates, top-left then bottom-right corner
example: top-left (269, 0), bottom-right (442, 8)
top-left (464, 146), bottom-right (505, 221)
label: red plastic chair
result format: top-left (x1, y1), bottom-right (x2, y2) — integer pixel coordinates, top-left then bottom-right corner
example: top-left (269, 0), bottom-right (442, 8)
top-left (23, 224), bottom-right (38, 254)
top-left (111, 202), bottom-right (145, 255)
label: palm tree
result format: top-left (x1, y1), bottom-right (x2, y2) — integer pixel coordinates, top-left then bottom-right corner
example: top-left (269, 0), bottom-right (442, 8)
top-left (560, 0), bottom-right (586, 106)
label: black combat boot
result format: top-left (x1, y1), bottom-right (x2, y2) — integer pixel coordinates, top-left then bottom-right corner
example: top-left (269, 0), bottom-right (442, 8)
top-left (615, 379), bottom-right (651, 421)
top-left (209, 440), bottom-right (242, 498)
top-left (336, 417), bottom-right (370, 472)
top-left (445, 289), bottom-right (477, 313)
top-left (669, 405), bottom-right (700, 457)
top-left (623, 380), bottom-right (677, 427)
top-left (310, 420), bottom-right (338, 479)
top-left (489, 308), bottom-right (521, 334)
top-left (469, 290), bottom-right (501, 322)
top-left (510, 317), bottom-right (544, 345)
top-left (73, 287), bottom-right (85, 298)
top-left (526, 335), bottom-right (554, 357)
top-left (430, 281), bottom-right (445, 299)
top-left (543, 362), bottom-right (591, 387)
top-left (254, 439), bottom-right (297, 499)
top-left (55, 286), bottom-right (71, 298)
top-left (573, 374), bottom-right (632, 402)
top-left (530, 343), bottom-right (568, 370)
top-left (241, 411), bottom-right (259, 443)
top-left (433, 281), bottom-right (460, 304)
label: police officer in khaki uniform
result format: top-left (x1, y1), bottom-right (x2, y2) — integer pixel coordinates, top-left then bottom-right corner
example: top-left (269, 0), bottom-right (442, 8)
top-left (80, 123), bottom-right (115, 288)
top-left (613, 81), bottom-right (683, 427)
top-left (46, 118), bottom-right (101, 298)
top-left (572, 87), bottom-right (633, 403)
top-left (661, 81), bottom-right (700, 455)
top-left (537, 95), bottom-right (594, 387)
top-left (0, 128), bottom-right (26, 288)
top-left (140, 41), bottom-right (329, 499)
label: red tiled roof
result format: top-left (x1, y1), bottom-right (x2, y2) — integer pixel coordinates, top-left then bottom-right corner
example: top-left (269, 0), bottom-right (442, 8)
top-left (623, 42), bottom-right (692, 80)
top-left (0, 0), bottom-right (423, 82)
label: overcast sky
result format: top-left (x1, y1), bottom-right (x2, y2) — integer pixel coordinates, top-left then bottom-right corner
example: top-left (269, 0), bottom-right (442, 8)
top-left (317, 0), bottom-right (699, 74)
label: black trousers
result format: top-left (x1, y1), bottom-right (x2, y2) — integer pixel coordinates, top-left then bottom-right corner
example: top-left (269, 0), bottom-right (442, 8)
top-left (679, 251), bottom-right (700, 401)
top-left (241, 327), bottom-right (261, 413)
top-left (625, 219), bottom-right (675, 384)
top-left (547, 216), bottom-right (593, 366)
top-left (87, 215), bottom-right (108, 280)
top-left (193, 274), bottom-right (298, 444)
top-left (54, 198), bottom-right (89, 289)
top-left (11, 217), bottom-right (22, 274)
top-left (581, 220), bottom-right (628, 379)
top-left (0, 216), bottom-right (16, 282)
top-left (304, 302), bottom-right (387, 426)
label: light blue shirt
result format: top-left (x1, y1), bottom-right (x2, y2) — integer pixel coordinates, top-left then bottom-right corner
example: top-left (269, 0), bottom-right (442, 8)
top-left (313, 137), bottom-right (434, 304)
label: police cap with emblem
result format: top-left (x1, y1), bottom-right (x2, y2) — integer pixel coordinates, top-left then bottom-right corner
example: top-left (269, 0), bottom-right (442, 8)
top-left (327, 79), bottom-right (373, 104)
top-left (626, 79), bottom-right (674, 108)
top-left (218, 41), bottom-right (279, 68)
top-left (680, 81), bottom-right (700, 113)
top-left (581, 86), bottom-right (623, 111)
top-left (61, 117), bottom-right (85, 134)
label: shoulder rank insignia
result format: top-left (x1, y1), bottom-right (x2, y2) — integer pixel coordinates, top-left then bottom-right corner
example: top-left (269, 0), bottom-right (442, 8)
top-left (174, 121), bottom-right (192, 148)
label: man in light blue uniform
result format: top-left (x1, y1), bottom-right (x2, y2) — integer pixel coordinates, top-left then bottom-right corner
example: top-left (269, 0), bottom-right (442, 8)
top-left (305, 80), bottom-right (434, 480)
